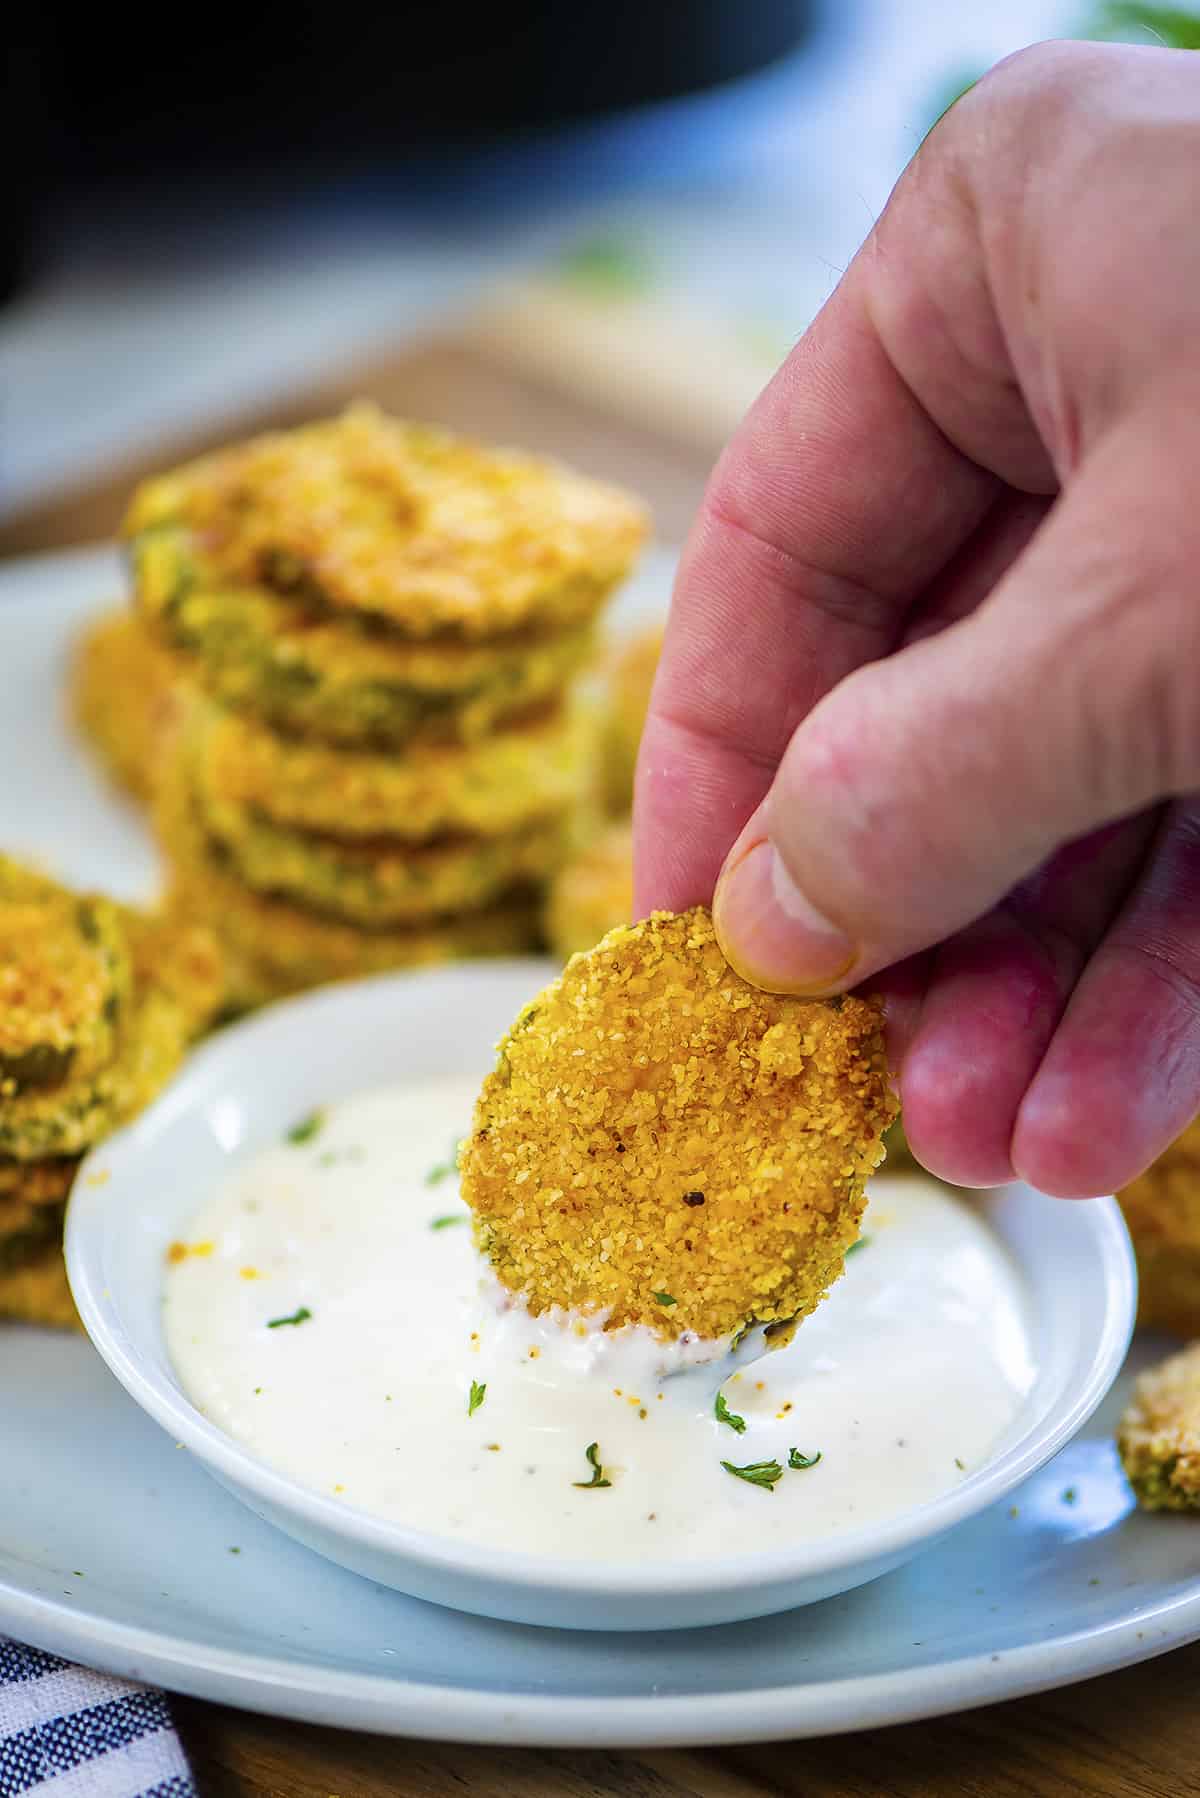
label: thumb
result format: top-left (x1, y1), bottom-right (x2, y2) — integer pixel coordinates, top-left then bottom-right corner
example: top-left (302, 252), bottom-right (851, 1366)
top-left (712, 419), bottom-right (1200, 994)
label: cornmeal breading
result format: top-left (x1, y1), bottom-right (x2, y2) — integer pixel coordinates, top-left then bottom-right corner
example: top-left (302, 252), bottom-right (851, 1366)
top-left (544, 820), bottom-right (633, 961)
top-left (158, 759), bottom-right (541, 1007)
top-left (0, 1206), bottom-right (77, 1329)
top-left (461, 907), bottom-right (896, 1341)
top-left (1117, 1340), bottom-right (1200, 1511)
top-left (0, 859), bottom-right (133, 1095)
top-left (1119, 1117), bottom-right (1200, 1338)
top-left (193, 697), bottom-right (586, 841)
top-left (70, 606), bottom-right (183, 803)
top-left (134, 549), bottom-right (597, 748)
top-left (598, 624), bottom-right (662, 815)
top-left (192, 778), bottom-right (568, 929)
top-left (124, 406), bottom-right (647, 640)
top-left (0, 909), bottom-right (222, 1163)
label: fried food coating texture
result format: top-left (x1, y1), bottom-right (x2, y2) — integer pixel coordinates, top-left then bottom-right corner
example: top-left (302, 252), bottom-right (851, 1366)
top-left (543, 820), bottom-right (633, 961)
top-left (134, 545), bottom-right (597, 748)
top-left (461, 906), bottom-right (896, 1341)
top-left (192, 775), bottom-right (567, 928)
top-left (193, 697), bottom-right (586, 841)
top-left (1118, 1340), bottom-right (1200, 1511)
top-left (598, 624), bottom-right (661, 815)
top-left (70, 606), bottom-right (183, 803)
top-left (0, 909), bottom-right (222, 1162)
top-left (158, 759), bottom-right (541, 1008)
top-left (123, 405), bottom-right (647, 640)
top-left (0, 1201), bottom-right (77, 1328)
top-left (0, 858), bottom-right (132, 1094)
top-left (1119, 1116), bottom-right (1200, 1337)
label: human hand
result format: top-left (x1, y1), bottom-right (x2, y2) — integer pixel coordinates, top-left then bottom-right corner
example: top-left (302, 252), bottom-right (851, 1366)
top-left (635, 41), bottom-right (1200, 1198)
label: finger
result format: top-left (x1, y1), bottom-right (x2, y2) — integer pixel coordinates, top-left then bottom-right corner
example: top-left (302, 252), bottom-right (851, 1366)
top-left (712, 404), bottom-right (1200, 995)
top-left (1013, 798), bottom-right (1200, 1197)
top-left (897, 815), bottom-right (1159, 1188)
top-left (634, 229), bottom-right (1008, 916)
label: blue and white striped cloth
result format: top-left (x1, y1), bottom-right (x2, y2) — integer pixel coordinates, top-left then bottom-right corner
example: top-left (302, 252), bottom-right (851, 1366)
top-left (1, 1640), bottom-right (195, 1798)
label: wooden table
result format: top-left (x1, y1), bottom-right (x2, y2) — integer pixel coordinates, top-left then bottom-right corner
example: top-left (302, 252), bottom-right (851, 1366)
top-left (6, 331), bottom-right (1198, 1797)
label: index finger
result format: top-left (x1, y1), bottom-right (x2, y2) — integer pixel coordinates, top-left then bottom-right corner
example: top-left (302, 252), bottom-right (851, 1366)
top-left (633, 233), bottom-right (1001, 916)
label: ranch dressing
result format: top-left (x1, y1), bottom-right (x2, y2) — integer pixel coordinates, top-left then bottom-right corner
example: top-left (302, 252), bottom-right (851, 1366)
top-left (164, 1077), bottom-right (1036, 1561)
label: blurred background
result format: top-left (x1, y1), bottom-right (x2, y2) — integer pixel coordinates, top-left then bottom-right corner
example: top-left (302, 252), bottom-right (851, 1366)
top-left (3, 0), bottom-right (1193, 552)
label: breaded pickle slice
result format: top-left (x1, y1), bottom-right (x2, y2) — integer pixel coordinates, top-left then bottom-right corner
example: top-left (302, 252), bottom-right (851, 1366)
top-left (0, 913), bottom-right (222, 1163)
top-left (461, 907), bottom-right (896, 1342)
top-left (543, 820), bottom-right (633, 962)
top-left (0, 858), bottom-right (132, 1094)
top-left (134, 537), bottom-right (595, 748)
top-left (0, 1157), bottom-right (77, 1208)
top-left (0, 1204), bottom-right (77, 1328)
top-left (598, 623), bottom-right (662, 816)
top-left (124, 405), bottom-right (647, 640)
top-left (70, 606), bottom-right (184, 804)
top-left (159, 761), bottom-right (542, 1007)
top-left (193, 696), bottom-right (587, 841)
top-left (196, 777), bottom-right (568, 928)
top-left (1118, 1340), bottom-right (1200, 1512)
top-left (1119, 1116), bottom-right (1200, 1338)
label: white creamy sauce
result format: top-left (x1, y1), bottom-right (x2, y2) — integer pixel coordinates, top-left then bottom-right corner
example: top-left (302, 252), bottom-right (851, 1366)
top-left (164, 1077), bottom-right (1037, 1562)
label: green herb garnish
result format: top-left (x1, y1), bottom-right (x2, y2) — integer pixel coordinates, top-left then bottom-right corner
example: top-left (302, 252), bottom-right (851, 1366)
top-left (788, 1447), bottom-right (822, 1470)
top-left (468, 1380), bottom-right (487, 1417)
top-left (1062, 1486), bottom-right (1079, 1505)
top-left (425, 1139), bottom-right (462, 1186)
top-left (714, 1391), bottom-right (746, 1434)
top-left (573, 1442), bottom-right (612, 1489)
top-left (845, 1235), bottom-right (870, 1257)
top-left (652, 1291), bottom-right (677, 1307)
top-left (430, 1213), bottom-right (468, 1230)
top-left (721, 1458), bottom-right (784, 1492)
top-left (286, 1110), bottom-right (324, 1145)
top-left (266, 1306), bottom-right (312, 1329)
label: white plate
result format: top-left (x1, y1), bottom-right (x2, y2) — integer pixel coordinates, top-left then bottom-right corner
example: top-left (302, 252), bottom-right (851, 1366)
top-left (66, 964), bottom-right (1134, 1632)
top-left (2, 544), bottom-right (1200, 1741)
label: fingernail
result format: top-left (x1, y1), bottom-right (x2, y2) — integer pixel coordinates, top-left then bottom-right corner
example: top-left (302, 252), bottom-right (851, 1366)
top-left (713, 836), bottom-right (857, 994)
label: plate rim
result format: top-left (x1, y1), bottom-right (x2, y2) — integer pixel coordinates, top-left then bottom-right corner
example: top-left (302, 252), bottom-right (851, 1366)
top-left (2, 1569), bottom-right (1199, 1747)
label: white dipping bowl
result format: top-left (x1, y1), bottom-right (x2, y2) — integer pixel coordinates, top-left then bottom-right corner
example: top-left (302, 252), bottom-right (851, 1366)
top-left (67, 962), bottom-right (1136, 1633)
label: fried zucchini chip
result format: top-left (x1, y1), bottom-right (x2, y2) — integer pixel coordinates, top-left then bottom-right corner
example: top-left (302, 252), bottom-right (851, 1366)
top-left (124, 405), bottom-right (647, 640)
top-left (461, 906), bottom-right (896, 1342)
top-left (0, 910), bottom-right (222, 1163)
top-left (0, 858), bottom-right (132, 1094)
top-left (1119, 1116), bottom-right (1200, 1338)
top-left (193, 696), bottom-right (587, 841)
top-left (598, 624), bottom-right (662, 816)
top-left (0, 1204), bottom-right (77, 1329)
top-left (159, 760), bottom-right (541, 1006)
top-left (134, 546), bottom-right (597, 748)
top-left (1118, 1340), bottom-right (1200, 1512)
top-left (194, 778), bottom-right (567, 928)
top-left (543, 820), bottom-right (633, 961)
top-left (70, 606), bottom-right (183, 803)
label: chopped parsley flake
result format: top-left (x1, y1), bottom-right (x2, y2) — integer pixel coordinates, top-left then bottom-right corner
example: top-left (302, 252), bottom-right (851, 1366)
top-left (788, 1447), bottom-right (822, 1470)
top-left (652, 1291), bottom-right (677, 1307)
top-left (714, 1391), bottom-right (746, 1434)
top-left (573, 1442), bottom-right (612, 1488)
top-left (266, 1306), bottom-right (312, 1329)
top-left (425, 1139), bottom-right (463, 1186)
top-left (1062, 1486), bottom-right (1079, 1505)
top-left (430, 1212), bottom-right (468, 1230)
top-left (721, 1458), bottom-right (784, 1492)
top-left (468, 1380), bottom-right (487, 1417)
top-left (286, 1110), bottom-right (324, 1145)
top-left (845, 1235), bottom-right (870, 1256)
top-left (955, 1456), bottom-right (967, 1471)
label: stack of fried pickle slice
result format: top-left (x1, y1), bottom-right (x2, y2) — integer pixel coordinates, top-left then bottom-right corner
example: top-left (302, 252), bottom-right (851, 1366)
top-left (0, 856), bottom-right (222, 1325)
top-left (124, 406), bottom-right (646, 1007)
